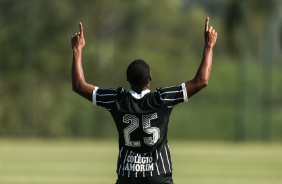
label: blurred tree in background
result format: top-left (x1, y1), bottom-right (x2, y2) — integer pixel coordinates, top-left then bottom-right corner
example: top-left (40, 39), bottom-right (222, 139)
top-left (0, 0), bottom-right (282, 141)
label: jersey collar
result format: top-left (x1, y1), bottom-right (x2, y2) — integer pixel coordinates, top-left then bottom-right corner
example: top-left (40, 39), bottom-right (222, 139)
top-left (129, 89), bottom-right (150, 99)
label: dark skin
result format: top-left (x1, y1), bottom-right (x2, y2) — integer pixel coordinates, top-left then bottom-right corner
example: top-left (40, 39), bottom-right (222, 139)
top-left (71, 17), bottom-right (217, 101)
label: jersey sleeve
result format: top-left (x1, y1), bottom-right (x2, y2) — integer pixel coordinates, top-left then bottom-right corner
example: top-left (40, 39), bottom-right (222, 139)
top-left (156, 83), bottom-right (188, 107)
top-left (92, 87), bottom-right (119, 110)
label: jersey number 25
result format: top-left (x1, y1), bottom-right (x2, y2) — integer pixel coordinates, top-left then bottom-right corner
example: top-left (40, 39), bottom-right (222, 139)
top-left (123, 113), bottom-right (160, 147)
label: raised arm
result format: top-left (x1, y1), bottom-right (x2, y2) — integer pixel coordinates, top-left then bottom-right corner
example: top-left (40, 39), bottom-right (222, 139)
top-left (185, 17), bottom-right (217, 98)
top-left (71, 22), bottom-right (95, 102)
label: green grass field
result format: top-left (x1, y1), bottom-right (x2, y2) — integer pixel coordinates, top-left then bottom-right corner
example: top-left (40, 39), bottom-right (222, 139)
top-left (0, 140), bottom-right (282, 184)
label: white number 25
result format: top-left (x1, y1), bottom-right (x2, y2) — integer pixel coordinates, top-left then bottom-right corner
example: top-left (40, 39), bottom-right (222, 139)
top-left (123, 113), bottom-right (160, 147)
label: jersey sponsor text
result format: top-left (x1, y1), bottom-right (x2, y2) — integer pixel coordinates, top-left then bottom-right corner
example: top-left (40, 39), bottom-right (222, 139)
top-left (124, 154), bottom-right (154, 172)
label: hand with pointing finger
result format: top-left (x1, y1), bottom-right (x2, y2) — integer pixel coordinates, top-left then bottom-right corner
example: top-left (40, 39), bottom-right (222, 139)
top-left (204, 17), bottom-right (217, 47)
top-left (71, 22), bottom-right (85, 51)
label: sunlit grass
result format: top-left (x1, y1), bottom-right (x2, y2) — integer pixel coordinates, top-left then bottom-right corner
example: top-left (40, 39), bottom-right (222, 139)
top-left (0, 140), bottom-right (281, 184)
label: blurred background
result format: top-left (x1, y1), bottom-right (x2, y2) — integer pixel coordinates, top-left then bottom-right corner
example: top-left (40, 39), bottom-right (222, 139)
top-left (0, 0), bottom-right (282, 142)
top-left (1, 1), bottom-right (282, 184)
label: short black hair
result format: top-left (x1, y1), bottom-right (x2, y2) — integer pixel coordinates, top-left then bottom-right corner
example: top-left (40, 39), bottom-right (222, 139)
top-left (126, 59), bottom-right (150, 87)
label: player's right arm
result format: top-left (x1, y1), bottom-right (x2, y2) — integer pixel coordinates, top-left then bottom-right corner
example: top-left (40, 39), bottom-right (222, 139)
top-left (71, 22), bottom-right (95, 102)
top-left (185, 17), bottom-right (217, 98)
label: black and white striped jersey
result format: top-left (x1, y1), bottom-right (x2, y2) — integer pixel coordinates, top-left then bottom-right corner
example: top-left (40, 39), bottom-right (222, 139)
top-left (92, 83), bottom-right (188, 177)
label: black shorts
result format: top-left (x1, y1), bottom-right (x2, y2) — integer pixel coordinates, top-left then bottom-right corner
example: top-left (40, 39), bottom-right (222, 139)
top-left (115, 173), bottom-right (174, 184)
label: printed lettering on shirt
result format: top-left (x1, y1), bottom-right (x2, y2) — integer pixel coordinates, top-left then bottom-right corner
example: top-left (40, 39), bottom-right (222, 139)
top-left (124, 154), bottom-right (154, 172)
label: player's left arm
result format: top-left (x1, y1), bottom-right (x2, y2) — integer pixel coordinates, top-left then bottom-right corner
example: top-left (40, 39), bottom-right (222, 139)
top-left (71, 22), bottom-right (95, 102)
top-left (185, 17), bottom-right (217, 98)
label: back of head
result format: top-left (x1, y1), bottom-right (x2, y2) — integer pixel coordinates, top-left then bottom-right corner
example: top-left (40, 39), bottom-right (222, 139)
top-left (126, 59), bottom-right (151, 87)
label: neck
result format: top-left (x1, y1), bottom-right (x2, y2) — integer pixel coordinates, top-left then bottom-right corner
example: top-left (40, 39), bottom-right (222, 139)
top-left (131, 84), bottom-right (150, 94)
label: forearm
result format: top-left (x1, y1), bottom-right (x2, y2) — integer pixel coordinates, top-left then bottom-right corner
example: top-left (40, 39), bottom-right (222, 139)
top-left (71, 49), bottom-right (94, 101)
top-left (185, 45), bottom-right (213, 97)
top-left (72, 49), bottom-right (84, 89)
top-left (194, 45), bottom-right (213, 86)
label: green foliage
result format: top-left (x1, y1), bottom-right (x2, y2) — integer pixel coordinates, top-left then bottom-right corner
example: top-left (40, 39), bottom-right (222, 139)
top-left (0, 0), bottom-right (282, 140)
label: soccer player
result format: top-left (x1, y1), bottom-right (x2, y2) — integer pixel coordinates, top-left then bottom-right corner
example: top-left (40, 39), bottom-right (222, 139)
top-left (71, 17), bottom-right (217, 184)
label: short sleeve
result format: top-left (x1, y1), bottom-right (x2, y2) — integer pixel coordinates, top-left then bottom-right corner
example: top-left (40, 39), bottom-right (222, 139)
top-left (181, 83), bottom-right (188, 102)
top-left (92, 87), bottom-right (99, 105)
top-left (156, 83), bottom-right (188, 107)
top-left (94, 87), bottom-right (119, 110)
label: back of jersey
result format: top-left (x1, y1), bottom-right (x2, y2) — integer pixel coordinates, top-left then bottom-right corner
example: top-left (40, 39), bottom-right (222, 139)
top-left (112, 90), bottom-right (172, 153)
top-left (94, 83), bottom-right (187, 177)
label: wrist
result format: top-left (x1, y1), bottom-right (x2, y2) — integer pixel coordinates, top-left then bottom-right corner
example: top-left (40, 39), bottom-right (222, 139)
top-left (204, 44), bottom-right (213, 50)
top-left (73, 47), bottom-right (83, 54)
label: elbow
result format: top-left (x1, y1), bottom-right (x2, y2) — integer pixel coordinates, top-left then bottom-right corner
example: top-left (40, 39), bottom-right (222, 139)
top-left (202, 79), bottom-right (209, 87)
top-left (199, 82), bottom-right (208, 90)
top-left (72, 86), bottom-right (79, 93)
top-left (72, 80), bottom-right (84, 94)
top-left (194, 73), bottom-right (210, 89)
top-left (196, 78), bottom-right (209, 88)
top-left (72, 83), bottom-right (80, 93)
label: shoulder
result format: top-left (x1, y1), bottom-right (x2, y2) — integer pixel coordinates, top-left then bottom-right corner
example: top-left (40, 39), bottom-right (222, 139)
top-left (156, 83), bottom-right (185, 95)
top-left (94, 87), bottom-right (127, 108)
top-left (96, 87), bottom-right (127, 96)
top-left (155, 83), bottom-right (188, 104)
top-left (97, 87), bottom-right (125, 93)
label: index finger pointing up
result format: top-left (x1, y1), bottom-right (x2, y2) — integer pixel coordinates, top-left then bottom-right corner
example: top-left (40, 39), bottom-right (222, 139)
top-left (79, 22), bottom-right (83, 37)
top-left (205, 17), bottom-right (209, 31)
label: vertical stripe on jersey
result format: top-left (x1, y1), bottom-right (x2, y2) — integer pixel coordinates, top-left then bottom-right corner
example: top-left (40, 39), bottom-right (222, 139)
top-left (119, 147), bottom-right (124, 159)
top-left (122, 150), bottom-right (129, 176)
top-left (117, 147), bottom-right (124, 175)
top-left (155, 150), bottom-right (160, 175)
top-left (159, 151), bottom-right (166, 173)
top-left (164, 144), bottom-right (172, 172)
top-left (150, 153), bottom-right (153, 177)
top-left (127, 151), bottom-right (132, 177)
